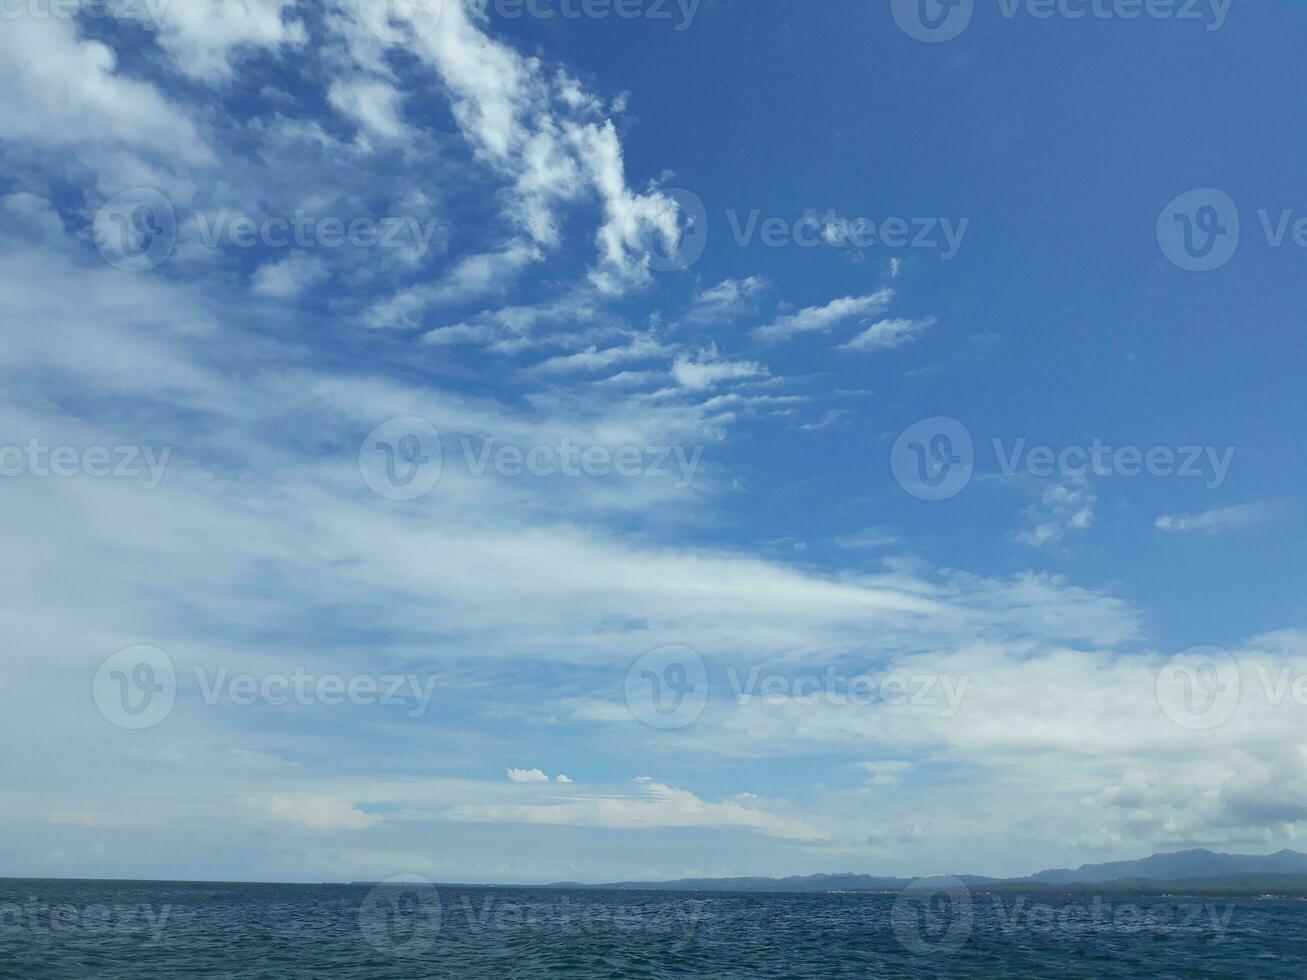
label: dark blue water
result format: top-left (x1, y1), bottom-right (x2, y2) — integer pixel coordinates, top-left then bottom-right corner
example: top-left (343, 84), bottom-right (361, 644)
top-left (2, 878), bottom-right (1305, 978)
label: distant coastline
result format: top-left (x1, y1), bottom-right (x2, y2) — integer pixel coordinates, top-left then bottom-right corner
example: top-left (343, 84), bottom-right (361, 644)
top-left (10, 848), bottom-right (1307, 897)
top-left (544, 848), bottom-right (1307, 897)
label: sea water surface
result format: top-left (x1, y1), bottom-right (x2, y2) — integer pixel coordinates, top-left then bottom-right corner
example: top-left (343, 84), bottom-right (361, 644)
top-left (2, 877), bottom-right (1305, 978)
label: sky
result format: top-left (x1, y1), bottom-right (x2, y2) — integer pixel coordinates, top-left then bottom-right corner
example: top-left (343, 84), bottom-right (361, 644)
top-left (2, 0), bottom-right (1307, 885)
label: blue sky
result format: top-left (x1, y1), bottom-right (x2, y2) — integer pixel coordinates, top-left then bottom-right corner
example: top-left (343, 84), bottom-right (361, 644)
top-left (2, 0), bottom-right (1307, 885)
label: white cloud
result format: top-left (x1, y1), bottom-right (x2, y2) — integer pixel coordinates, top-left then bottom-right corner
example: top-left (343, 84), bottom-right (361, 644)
top-left (507, 768), bottom-right (550, 783)
top-left (835, 527), bottom-right (899, 550)
top-left (0, 17), bottom-right (213, 170)
top-left (449, 779), bottom-right (824, 841)
top-left (328, 79), bottom-right (410, 142)
top-left (252, 253), bottom-right (328, 299)
top-left (529, 336), bottom-right (667, 376)
top-left (362, 242), bottom-right (543, 328)
top-left (1015, 479), bottom-right (1096, 548)
top-left (754, 289), bottom-right (894, 342)
top-left (3, 192), bottom-right (65, 240)
top-left (123, 0), bottom-right (305, 81)
top-left (839, 316), bottom-right (936, 352)
top-left (671, 346), bottom-right (768, 390)
top-left (422, 292), bottom-right (602, 351)
top-left (258, 796), bottom-right (381, 831)
top-left (686, 276), bottom-right (766, 323)
top-left (1156, 503), bottom-right (1280, 535)
top-left (350, 1), bottom-right (672, 292)
top-left (857, 761), bottom-right (915, 786)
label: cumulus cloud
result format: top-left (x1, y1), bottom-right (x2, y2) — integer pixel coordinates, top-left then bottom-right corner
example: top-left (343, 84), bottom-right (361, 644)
top-left (858, 761), bottom-right (915, 786)
top-left (0, 16), bottom-right (213, 170)
top-left (328, 79), bottom-right (410, 142)
top-left (507, 768), bottom-right (551, 783)
top-left (252, 253), bottom-right (328, 299)
top-left (122, 0), bottom-right (305, 81)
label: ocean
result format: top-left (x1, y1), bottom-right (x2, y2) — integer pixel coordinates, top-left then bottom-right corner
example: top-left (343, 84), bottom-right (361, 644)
top-left (2, 877), bottom-right (1304, 978)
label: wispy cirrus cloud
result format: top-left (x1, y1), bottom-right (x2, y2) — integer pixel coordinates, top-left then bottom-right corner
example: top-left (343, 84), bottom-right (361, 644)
top-left (685, 275), bottom-right (767, 323)
top-left (754, 289), bottom-right (893, 342)
top-left (839, 316), bottom-right (936, 352)
top-left (1156, 502), bottom-right (1283, 535)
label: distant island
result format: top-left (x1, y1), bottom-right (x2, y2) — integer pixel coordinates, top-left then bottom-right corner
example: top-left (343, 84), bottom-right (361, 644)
top-left (547, 849), bottom-right (1307, 897)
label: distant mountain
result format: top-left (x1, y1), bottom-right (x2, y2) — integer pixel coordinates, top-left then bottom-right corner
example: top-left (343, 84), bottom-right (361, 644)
top-left (547, 873), bottom-right (1001, 893)
top-left (1027, 848), bottom-right (1307, 886)
top-left (548, 849), bottom-right (1307, 894)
